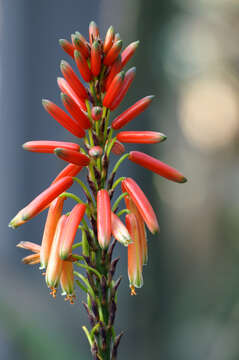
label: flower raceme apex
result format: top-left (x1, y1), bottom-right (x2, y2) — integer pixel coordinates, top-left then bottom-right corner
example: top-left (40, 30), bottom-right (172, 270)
top-left (9, 20), bottom-right (187, 359)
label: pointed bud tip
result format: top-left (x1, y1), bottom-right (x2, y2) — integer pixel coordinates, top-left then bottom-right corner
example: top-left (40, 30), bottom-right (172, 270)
top-left (161, 134), bottom-right (167, 142)
top-left (59, 39), bottom-right (65, 45)
top-left (54, 148), bottom-right (64, 156)
top-left (133, 40), bottom-right (140, 48)
top-left (180, 176), bottom-right (188, 183)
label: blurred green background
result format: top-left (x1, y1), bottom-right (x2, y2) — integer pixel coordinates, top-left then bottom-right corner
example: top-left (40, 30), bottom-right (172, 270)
top-left (2, 0), bottom-right (239, 359)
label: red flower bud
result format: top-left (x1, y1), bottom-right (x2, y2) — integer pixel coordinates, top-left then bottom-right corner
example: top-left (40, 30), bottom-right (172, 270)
top-left (129, 151), bottom-right (187, 183)
top-left (51, 164), bottom-right (82, 185)
top-left (91, 106), bottom-right (102, 121)
top-left (121, 41), bottom-right (139, 68)
top-left (42, 99), bottom-right (85, 138)
top-left (57, 77), bottom-right (87, 112)
top-left (60, 93), bottom-right (91, 129)
top-left (60, 60), bottom-right (88, 99)
top-left (110, 67), bottom-right (136, 110)
top-left (89, 21), bottom-right (99, 45)
top-left (22, 141), bottom-right (80, 153)
top-left (59, 39), bottom-right (75, 59)
top-left (91, 40), bottom-right (102, 77)
top-left (103, 26), bottom-right (115, 54)
top-left (122, 178), bottom-right (159, 234)
top-left (97, 190), bottom-right (111, 249)
top-left (72, 33), bottom-right (90, 59)
top-left (54, 148), bottom-right (90, 167)
top-left (74, 50), bottom-right (92, 83)
top-left (89, 146), bottom-right (103, 157)
top-left (103, 71), bottom-right (125, 109)
top-left (105, 56), bottom-right (122, 91)
top-left (112, 95), bottom-right (154, 130)
top-left (117, 131), bottom-right (167, 144)
top-left (60, 203), bottom-right (86, 259)
top-left (9, 177), bottom-right (73, 228)
top-left (111, 140), bottom-right (125, 155)
top-left (103, 40), bottom-right (122, 66)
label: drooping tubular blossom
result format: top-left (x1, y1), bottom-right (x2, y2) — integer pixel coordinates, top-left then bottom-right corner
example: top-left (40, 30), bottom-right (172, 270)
top-left (11, 21), bottom-right (187, 356)
top-left (125, 213), bottom-right (143, 293)
top-left (129, 151), bottom-right (187, 183)
top-left (40, 197), bottom-right (65, 269)
top-left (60, 203), bottom-right (86, 260)
top-left (9, 177), bottom-right (73, 228)
top-left (97, 190), bottom-right (111, 248)
top-left (46, 215), bottom-right (67, 291)
top-left (122, 178), bottom-right (159, 234)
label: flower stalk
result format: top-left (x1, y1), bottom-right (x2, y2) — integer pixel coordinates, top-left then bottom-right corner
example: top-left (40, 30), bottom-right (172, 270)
top-left (9, 21), bottom-right (187, 359)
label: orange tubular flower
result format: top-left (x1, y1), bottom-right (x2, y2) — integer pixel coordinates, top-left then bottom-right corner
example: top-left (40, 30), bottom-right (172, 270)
top-left (74, 50), bottom-right (92, 82)
top-left (57, 77), bottom-right (87, 112)
top-left (103, 71), bottom-right (125, 109)
top-left (103, 40), bottom-right (122, 66)
top-left (112, 95), bottom-right (154, 130)
top-left (60, 260), bottom-right (75, 302)
top-left (40, 196), bottom-right (65, 269)
top-left (60, 60), bottom-right (88, 99)
top-left (121, 41), bottom-right (139, 68)
top-left (60, 93), bottom-right (91, 129)
top-left (51, 164), bottom-right (82, 185)
top-left (125, 195), bottom-right (148, 266)
top-left (103, 26), bottom-right (115, 54)
top-left (22, 140), bottom-right (80, 153)
top-left (110, 67), bottom-right (136, 110)
top-left (9, 177), bottom-right (73, 228)
top-left (117, 131), bottom-right (167, 144)
top-left (17, 241), bottom-right (41, 253)
top-left (72, 32), bottom-right (90, 59)
top-left (129, 151), bottom-right (187, 183)
top-left (59, 39), bottom-right (75, 59)
top-left (122, 177), bottom-right (159, 234)
top-left (60, 203), bottom-right (86, 260)
top-left (55, 148), bottom-right (90, 166)
top-left (105, 56), bottom-right (122, 91)
top-left (97, 190), bottom-right (111, 249)
top-left (125, 213), bottom-right (143, 293)
top-left (42, 99), bottom-right (85, 138)
top-left (111, 212), bottom-right (132, 246)
top-left (46, 214), bottom-right (67, 291)
top-left (91, 40), bottom-right (102, 77)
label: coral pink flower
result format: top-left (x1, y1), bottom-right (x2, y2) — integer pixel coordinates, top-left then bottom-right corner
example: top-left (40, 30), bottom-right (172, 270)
top-left (103, 26), bottom-right (115, 54)
top-left (51, 164), bottom-right (82, 185)
top-left (91, 40), bottom-right (102, 77)
top-left (74, 50), bottom-right (92, 82)
top-left (125, 213), bottom-right (143, 293)
top-left (89, 146), bottom-right (103, 157)
top-left (72, 32), bottom-right (90, 59)
top-left (89, 21), bottom-right (99, 45)
top-left (122, 178), bottom-right (159, 234)
top-left (129, 151), bottom-right (187, 183)
top-left (111, 140), bottom-right (125, 155)
top-left (103, 71), bottom-right (125, 109)
top-left (91, 106), bottom-right (102, 121)
top-left (103, 40), bottom-right (122, 66)
top-left (97, 190), bottom-right (111, 248)
top-left (105, 56), bottom-right (122, 91)
top-left (9, 177), bottom-right (73, 228)
top-left (40, 197), bottom-right (65, 269)
top-left (57, 77), bottom-right (87, 112)
top-left (60, 93), bottom-right (90, 129)
top-left (111, 212), bottom-right (132, 246)
top-left (46, 215), bottom-right (67, 291)
top-left (60, 203), bottom-right (86, 260)
top-left (59, 39), bottom-right (75, 58)
top-left (60, 260), bottom-right (75, 303)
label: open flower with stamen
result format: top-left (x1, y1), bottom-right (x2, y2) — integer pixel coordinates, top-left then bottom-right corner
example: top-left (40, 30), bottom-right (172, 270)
top-left (9, 21), bottom-right (187, 360)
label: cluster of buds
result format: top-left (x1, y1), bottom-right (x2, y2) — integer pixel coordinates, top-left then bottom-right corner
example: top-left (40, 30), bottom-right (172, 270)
top-left (9, 20), bottom-right (187, 358)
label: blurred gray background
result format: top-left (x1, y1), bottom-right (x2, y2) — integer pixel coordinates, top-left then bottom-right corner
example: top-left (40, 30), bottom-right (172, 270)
top-left (2, 0), bottom-right (239, 359)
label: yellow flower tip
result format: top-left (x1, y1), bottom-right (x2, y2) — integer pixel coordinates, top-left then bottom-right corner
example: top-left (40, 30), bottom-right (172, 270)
top-left (8, 212), bottom-right (26, 229)
top-left (130, 285), bottom-right (137, 296)
top-left (50, 287), bottom-right (57, 298)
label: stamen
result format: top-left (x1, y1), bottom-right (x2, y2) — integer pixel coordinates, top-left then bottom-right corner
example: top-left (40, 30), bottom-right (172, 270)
top-left (130, 285), bottom-right (136, 296)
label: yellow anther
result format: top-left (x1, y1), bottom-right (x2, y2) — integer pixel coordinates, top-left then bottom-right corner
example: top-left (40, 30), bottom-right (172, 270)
top-left (130, 285), bottom-right (136, 296)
